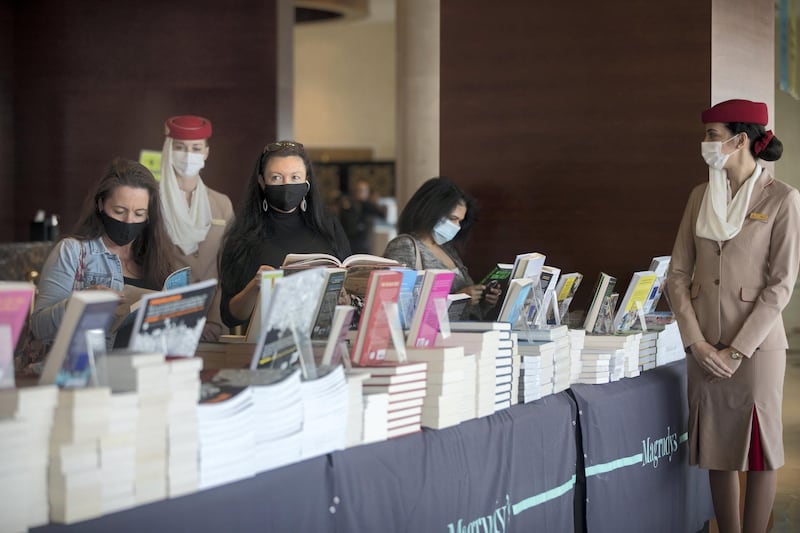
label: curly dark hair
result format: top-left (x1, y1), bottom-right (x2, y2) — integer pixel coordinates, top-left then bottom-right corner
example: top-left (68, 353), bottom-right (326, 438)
top-left (397, 176), bottom-right (479, 249)
top-left (71, 158), bottom-right (174, 289)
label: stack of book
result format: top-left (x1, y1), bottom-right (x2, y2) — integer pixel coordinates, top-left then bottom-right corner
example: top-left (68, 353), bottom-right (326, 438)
top-left (165, 357), bottom-right (203, 497)
top-left (656, 321), bottom-right (685, 366)
top-left (517, 340), bottom-right (556, 401)
top-left (508, 332), bottom-right (520, 406)
top-left (451, 322), bottom-right (515, 411)
top-left (584, 333), bottom-right (641, 381)
top-left (211, 367), bottom-right (303, 473)
top-left (197, 383), bottom-right (256, 489)
top-left (362, 391), bottom-right (390, 444)
top-left (300, 365), bottom-right (349, 458)
top-left (443, 323), bottom-right (508, 417)
top-left (102, 351), bottom-right (171, 505)
top-left (48, 388), bottom-right (111, 524)
top-left (638, 331), bottom-right (659, 371)
top-left (100, 391), bottom-right (138, 513)
top-left (0, 385), bottom-right (58, 531)
top-left (567, 328), bottom-right (586, 384)
top-left (519, 326), bottom-right (571, 393)
top-left (355, 361), bottom-right (427, 439)
top-left (576, 350), bottom-right (612, 384)
top-left (345, 371), bottom-right (370, 447)
top-left (406, 347), bottom-right (472, 430)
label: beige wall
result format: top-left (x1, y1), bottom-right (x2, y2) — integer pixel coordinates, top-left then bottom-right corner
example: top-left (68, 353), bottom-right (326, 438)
top-left (775, 21), bottom-right (800, 348)
top-left (294, 20), bottom-right (396, 159)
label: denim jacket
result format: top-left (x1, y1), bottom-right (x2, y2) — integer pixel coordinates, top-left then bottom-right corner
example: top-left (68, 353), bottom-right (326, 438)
top-left (31, 237), bottom-right (124, 341)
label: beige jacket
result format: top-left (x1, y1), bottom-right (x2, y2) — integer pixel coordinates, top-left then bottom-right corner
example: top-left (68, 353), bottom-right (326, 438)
top-left (668, 170), bottom-right (800, 356)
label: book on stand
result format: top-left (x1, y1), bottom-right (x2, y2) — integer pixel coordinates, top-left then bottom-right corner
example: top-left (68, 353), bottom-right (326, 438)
top-left (531, 265), bottom-right (560, 325)
top-left (244, 269), bottom-right (284, 344)
top-left (582, 272), bottom-right (617, 334)
top-left (554, 272), bottom-right (583, 322)
top-left (406, 270), bottom-right (455, 348)
top-left (40, 291), bottom-right (120, 387)
top-left (321, 305), bottom-right (356, 366)
top-left (351, 270), bottom-right (403, 365)
top-left (310, 268), bottom-right (347, 340)
top-left (250, 268), bottom-right (327, 371)
top-left (391, 267), bottom-right (423, 330)
top-left (613, 270), bottom-right (658, 332)
top-left (122, 279), bottom-right (217, 357)
top-left (646, 255), bottom-right (672, 312)
top-left (0, 282), bottom-right (36, 388)
top-left (511, 252), bottom-right (546, 280)
top-left (497, 278), bottom-right (534, 325)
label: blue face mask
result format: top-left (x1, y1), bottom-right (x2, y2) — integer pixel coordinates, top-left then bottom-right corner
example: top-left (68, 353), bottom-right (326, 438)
top-left (433, 218), bottom-right (461, 245)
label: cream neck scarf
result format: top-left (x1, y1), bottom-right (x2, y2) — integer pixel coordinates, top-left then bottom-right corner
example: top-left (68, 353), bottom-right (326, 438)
top-left (159, 137), bottom-right (212, 255)
top-left (695, 164), bottom-right (762, 242)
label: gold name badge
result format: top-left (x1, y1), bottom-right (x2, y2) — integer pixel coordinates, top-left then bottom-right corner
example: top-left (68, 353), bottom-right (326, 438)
top-left (211, 218), bottom-right (227, 226)
top-left (749, 212), bottom-right (769, 221)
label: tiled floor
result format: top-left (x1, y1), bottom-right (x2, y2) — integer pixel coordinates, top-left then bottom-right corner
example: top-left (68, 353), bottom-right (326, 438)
top-left (772, 349), bottom-right (800, 531)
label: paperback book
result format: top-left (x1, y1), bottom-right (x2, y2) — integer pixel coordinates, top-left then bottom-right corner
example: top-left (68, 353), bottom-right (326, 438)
top-left (0, 282), bottom-right (36, 387)
top-left (282, 253), bottom-right (400, 270)
top-left (39, 291), bottom-right (120, 387)
top-left (124, 279), bottom-right (217, 357)
top-left (406, 270), bottom-right (455, 348)
top-left (250, 268), bottom-right (328, 371)
top-left (351, 270), bottom-right (403, 365)
top-left (583, 272), bottom-right (617, 334)
top-left (613, 271), bottom-right (658, 332)
top-left (311, 268), bottom-right (347, 340)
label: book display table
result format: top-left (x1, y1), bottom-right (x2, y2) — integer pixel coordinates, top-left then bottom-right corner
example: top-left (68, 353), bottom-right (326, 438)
top-left (32, 361), bottom-right (713, 533)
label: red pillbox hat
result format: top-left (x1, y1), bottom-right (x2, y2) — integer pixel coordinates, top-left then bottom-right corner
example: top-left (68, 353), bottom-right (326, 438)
top-left (165, 115), bottom-right (212, 140)
top-left (701, 99), bottom-right (768, 125)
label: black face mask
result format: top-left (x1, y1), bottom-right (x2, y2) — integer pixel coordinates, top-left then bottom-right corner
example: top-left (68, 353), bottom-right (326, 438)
top-left (99, 211), bottom-right (147, 246)
top-left (264, 183), bottom-right (309, 212)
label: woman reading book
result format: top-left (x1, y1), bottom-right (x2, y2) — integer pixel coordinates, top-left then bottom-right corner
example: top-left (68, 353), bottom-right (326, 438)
top-left (667, 99), bottom-right (800, 533)
top-left (383, 176), bottom-right (501, 319)
top-left (219, 141), bottom-right (351, 329)
top-left (30, 159), bottom-right (175, 350)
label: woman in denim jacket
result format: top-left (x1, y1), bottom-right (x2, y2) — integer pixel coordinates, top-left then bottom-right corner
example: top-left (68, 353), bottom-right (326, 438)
top-left (31, 158), bottom-right (174, 343)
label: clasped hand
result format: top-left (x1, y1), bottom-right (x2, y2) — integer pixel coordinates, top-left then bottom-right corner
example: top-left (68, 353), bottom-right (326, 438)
top-left (690, 340), bottom-right (742, 381)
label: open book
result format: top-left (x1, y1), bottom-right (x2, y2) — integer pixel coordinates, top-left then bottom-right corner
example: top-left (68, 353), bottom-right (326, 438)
top-left (282, 253), bottom-right (400, 270)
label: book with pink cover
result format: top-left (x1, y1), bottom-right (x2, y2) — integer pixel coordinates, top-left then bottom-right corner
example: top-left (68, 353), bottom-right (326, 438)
top-left (406, 270), bottom-right (455, 348)
top-left (0, 282), bottom-right (36, 388)
top-left (352, 270), bottom-right (403, 365)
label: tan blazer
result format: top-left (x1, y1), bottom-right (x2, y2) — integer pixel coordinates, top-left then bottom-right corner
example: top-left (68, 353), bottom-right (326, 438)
top-left (172, 187), bottom-right (234, 341)
top-left (667, 170), bottom-right (800, 356)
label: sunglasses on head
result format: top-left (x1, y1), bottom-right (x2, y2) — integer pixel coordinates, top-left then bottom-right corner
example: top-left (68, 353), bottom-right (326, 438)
top-left (263, 141), bottom-right (304, 154)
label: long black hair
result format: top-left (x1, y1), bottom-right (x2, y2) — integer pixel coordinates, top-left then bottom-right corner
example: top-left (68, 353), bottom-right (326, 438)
top-left (397, 176), bottom-right (478, 249)
top-left (219, 141), bottom-right (343, 294)
top-left (72, 158), bottom-right (174, 289)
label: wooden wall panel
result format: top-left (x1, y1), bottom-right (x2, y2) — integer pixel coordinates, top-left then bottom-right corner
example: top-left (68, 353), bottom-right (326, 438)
top-left (441, 1), bottom-right (712, 311)
top-left (8, 0), bottom-right (278, 241)
top-left (0, 3), bottom-right (14, 243)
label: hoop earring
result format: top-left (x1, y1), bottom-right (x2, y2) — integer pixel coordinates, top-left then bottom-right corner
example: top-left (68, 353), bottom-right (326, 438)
top-left (300, 197), bottom-right (307, 212)
top-left (262, 198), bottom-right (269, 213)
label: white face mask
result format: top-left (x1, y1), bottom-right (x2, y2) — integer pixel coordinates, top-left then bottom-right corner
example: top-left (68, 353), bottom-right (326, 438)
top-left (701, 135), bottom-right (738, 170)
top-left (433, 218), bottom-right (461, 245)
top-left (172, 150), bottom-right (205, 177)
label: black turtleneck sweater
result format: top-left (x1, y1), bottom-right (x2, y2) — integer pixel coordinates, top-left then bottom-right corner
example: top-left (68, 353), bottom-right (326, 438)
top-left (220, 210), bottom-right (351, 328)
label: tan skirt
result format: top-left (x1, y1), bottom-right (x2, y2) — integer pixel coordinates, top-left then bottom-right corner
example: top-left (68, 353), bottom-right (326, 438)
top-left (687, 348), bottom-right (786, 471)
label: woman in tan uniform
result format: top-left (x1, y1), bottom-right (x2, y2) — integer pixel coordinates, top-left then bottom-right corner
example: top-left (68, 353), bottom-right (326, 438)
top-left (667, 99), bottom-right (800, 533)
top-left (159, 115), bottom-right (234, 341)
